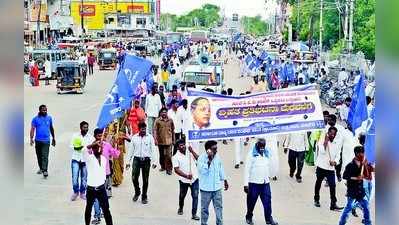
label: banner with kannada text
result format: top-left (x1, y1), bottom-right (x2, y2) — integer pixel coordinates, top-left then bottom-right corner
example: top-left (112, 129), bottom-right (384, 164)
top-left (187, 84), bottom-right (325, 141)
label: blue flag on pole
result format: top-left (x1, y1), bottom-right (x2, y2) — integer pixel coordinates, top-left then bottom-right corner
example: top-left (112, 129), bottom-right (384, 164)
top-left (259, 51), bottom-right (268, 60)
top-left (245, 55), bottom-right (253, 66)
top-left (347, 73), bottom-right (368, 134)
top-left (120, 54), bottom-right (154, 93)
top-left (96, 71), bottom-right (134, 129)
top-left (364, 107), bottom-right (375, 164)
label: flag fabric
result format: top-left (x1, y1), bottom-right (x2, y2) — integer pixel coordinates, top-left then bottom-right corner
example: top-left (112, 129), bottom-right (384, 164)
top-left (259, 51), bottom-right (268, 60)
top-left (96, 71), bottom-right (134, 129)
top-left (347, 73), bottom-right (368, 134)
top-left (121, 54), bottom-right (154, 93)
top-left (233, 33), bottom-right (241, 42)
top-left (364, 107), bottom-right (375, 164)
top-left (96, 54), bottom-right (153, 129)
top-left (245, 54), bottom-right (253, 66)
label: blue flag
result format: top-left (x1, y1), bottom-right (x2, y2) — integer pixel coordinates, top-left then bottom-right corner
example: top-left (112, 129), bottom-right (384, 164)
top-left (233, 33), bottom-right (241, 42)
top-left (245, 54), bottom-right (253, 66)
top-left (259, 51), bottom-right (268, 60)
top-left (96, 71), bottom-right (134, 129)
top-left (347, 73), bottom-right (368, 134)
top-left (120, 54), bottom-right (154, 93)
top-left (364, 108), bottom-right (375, 164)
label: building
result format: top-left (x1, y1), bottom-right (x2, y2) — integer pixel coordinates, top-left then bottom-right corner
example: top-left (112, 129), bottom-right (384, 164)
top-left (70, 0), bottom-right (159, 36)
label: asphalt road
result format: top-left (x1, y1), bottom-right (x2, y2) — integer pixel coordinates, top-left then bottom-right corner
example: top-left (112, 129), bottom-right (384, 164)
top-left (24, 54), bottom-right (374, 225)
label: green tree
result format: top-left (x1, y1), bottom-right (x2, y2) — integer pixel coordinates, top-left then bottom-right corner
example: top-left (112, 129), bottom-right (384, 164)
top-left (160, 4), bottom-right (221, 31)
top-left (241, 15), bottom-right (269, 37)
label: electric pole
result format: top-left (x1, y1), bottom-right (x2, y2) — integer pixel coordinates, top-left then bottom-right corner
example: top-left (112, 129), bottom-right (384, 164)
top-left (81, 0), bottom-right (85, 35)
top-left (36, 0), bottom-right (42, 47)
top-left (348, 0), bottom-right (354, 52)
top-left (319, 0), bottom-right (323, 53)
top-left (344, 0), bottom-right (348, 49)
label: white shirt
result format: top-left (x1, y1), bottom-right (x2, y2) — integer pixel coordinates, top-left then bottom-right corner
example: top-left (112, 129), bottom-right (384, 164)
top-left (126, 133), bottom-right (157, 164)
top-left (339, 104), bottom-right (350, 121)
top-left (69, 133), bottom-right (95, 162)
top-left (177, 106), bottom-right (190, 135)
top-left (338, 71), bottom-right (349, 85)
top-left (244, 150), bottom-right (270, 186)
top-left (283, 132), bottom-right (308, 152)
top-left (167, 109), bottom-right (180, 134)
top-left (145, 93), bottom-right (162, 118)
top-left (84, 151), bottom-right (107, 187)
top-left (315, 138), bottom-right (342, 171)
top-left (79, 56), bottom-right (87, 65)
top-left (44, 60), bottom-right (52, 78)
top-left (172, 151), bottom-right (198, 184)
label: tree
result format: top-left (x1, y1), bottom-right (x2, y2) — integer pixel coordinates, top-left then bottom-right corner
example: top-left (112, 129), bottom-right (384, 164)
top-left (241, 15), bottom-right (269, 37)
top-left (160, 4), bottom-right (221, 31)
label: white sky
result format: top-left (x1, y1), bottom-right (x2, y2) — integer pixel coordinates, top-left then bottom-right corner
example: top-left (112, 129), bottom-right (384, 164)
top-left (160, 0), bottom-right (277, 19)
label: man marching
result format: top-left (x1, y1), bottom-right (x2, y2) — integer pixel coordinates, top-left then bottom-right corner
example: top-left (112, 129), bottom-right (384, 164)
top-left (244, 138), bottom-right (278, 225)
top-left (172, 139), bottom-right (200, 220)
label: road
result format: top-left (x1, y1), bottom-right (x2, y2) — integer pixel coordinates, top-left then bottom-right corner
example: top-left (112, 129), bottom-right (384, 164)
top-left (24, 54), bottom-right (374, 225)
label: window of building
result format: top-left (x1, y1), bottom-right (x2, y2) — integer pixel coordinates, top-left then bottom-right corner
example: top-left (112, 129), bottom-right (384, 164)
top-left (136, 18), bottom-right (146, 25)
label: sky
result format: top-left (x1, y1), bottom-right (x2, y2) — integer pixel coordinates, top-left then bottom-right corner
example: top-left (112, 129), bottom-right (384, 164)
top-left (160, 0), bottom-right (277, 20)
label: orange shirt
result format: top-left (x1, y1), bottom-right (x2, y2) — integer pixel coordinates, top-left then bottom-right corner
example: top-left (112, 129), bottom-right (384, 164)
top-left (128, 107), bottom-right (146, 134)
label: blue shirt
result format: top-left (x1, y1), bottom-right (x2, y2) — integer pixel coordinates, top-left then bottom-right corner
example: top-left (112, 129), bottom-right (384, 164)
top-left (31, 115), bottom-right (53, 142)
top-left (197, 153), bottom-right (226, 192)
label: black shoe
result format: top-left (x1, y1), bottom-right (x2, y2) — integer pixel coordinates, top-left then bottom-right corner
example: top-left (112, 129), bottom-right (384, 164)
top-left (132, 194), bottom-right (140, 202)
top-left (272, 176), bottom-right (277, 181)
top-left (289, 173), bottom-right (293, 178)
top-left (91, 218), bottom-right (101, 224)
top-left (142, 198), bottom-right (148, 204)
top-left (337, 177), bottom-right (342, 182)
top-left (330, 204), bottom-right (344, 211)
top-left (191, 215), bottom-right (200, 220)
top-left (296, 177), bottom-right (302, 183)
top-left (245, 217), bottom-right (254, 225)
top-left (351, 208), bottom-right (359, 217)
top-left (43, 171), bottom-right (48, 178)
top-left (314, 200), bottom-right (321, 207)
top-left (240, 161), bottom-right (244, 164)
top-left (166, 171), bottom-right (172, 175)
top-left (177, 208), bottom-right (183, 215)
top-left (36, 170), bottom-right (42, 174)
top-left (266, 219), bottom-right (278, 225)
top-left (235, 164), bottom-right (239, 169)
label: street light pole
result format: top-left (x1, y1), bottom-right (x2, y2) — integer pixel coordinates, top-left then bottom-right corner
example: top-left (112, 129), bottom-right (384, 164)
top-left (81, 0), bottom-right (85, 35)
top-left (319, 0), bottom-right (323, 54)
top-left (348, 0), bottom-right (354, 52)
top-left (36, 0), bottom-right (42, 47)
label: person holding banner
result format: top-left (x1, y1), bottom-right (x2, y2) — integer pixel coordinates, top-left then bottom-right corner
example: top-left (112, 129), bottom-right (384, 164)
top-left (197, 140), bottom-right (229, 225)
top-left (172, 139), bottom-right (200, 220)
top-left (244, 138), bottom-right (279, 225)
top-left (313, 127), bottom-right (344, 211)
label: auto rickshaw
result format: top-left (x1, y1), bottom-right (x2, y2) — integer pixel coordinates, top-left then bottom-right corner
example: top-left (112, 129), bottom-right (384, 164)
top-left (98, 48), bottom-right (117, 70)
top-left (56, 61), bottom-right (87, 94)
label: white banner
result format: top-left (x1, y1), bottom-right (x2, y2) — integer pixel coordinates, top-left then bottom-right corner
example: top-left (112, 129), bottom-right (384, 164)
top-left (187, 84), bottom-right (325, 141)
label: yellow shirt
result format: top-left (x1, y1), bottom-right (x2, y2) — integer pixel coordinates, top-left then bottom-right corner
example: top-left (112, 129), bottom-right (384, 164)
top-left (161, 71), bottom-right (169, 83)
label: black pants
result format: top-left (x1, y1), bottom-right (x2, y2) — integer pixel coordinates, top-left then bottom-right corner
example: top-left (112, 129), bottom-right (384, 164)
top-left (131, 157), bottom-right (151, 199)
top-left (85, 185), bottom-right (113, 225)
top-left (158, 145), bottom-right (172, 172)
top-left (288, 150), bottom-right (305, 178)
top-left (335, 151), bottom-right (343, 179)
top-left (314, 167), bottom-right (337, 205)
top-left (179, 179), bottom-right (199, 216)
top-left (246, 183), bottom-right (273, 223)
top-left (35, 141), bottom-right (50, 172)
top-left (88, 64), bottom-right (94, 75)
